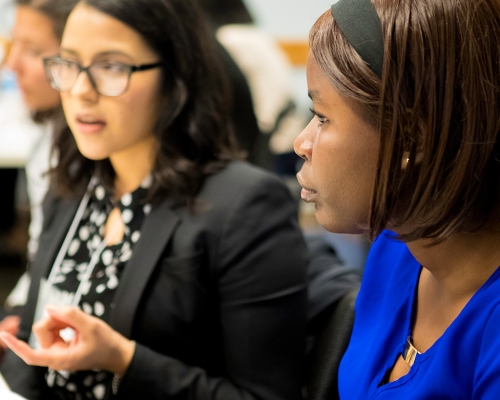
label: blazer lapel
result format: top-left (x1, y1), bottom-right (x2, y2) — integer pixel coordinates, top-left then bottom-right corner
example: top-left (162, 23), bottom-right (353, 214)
top-left (110, 200), bottom-right (180, 337)
top-left (22, 197), bottom-right (79, 334)
top-left (31, 197), bottom-right (79, 283)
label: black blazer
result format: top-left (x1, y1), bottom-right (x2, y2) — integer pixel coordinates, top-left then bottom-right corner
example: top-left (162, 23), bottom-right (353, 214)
top-left (1, 161), bottom-right (309, 400)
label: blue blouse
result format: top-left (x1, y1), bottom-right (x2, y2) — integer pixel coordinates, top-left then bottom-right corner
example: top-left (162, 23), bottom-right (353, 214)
top-left (339, 231), bottom-right (500, 399)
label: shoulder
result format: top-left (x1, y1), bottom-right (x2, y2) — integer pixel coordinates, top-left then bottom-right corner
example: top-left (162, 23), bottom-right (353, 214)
top-left (206, 160), bottom-right (279, 183)
top-left (199, 161), bottom-right (293, 206)
top-left (471, 269), bottom-right (500, 343)
top-left (468, 285), bottom-right (500, 397)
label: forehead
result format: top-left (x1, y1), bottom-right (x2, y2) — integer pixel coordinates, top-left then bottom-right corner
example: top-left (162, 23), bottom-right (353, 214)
top-left (13, 6), bottom-right (58, 44)
top-left (306, 52), bottom-right (376, 126)
top-left (306, 53), bottom-right (340, 109)
top-left (61, 2), bottom-right (157, 61)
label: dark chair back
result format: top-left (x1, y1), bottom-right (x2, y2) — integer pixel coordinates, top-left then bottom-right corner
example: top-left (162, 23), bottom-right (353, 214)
top-left (305, 288), bottom-right (358, 400)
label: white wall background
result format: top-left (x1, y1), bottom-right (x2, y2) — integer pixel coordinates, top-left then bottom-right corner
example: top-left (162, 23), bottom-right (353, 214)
top-left (243, 0), bottom-right (332, 117)
top-left (244, 0), bottom-right (331, 39)
top-left (0, 0), bottom-right (15, 36)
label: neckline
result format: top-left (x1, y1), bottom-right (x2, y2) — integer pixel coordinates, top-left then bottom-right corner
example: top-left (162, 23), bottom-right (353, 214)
top-left (378, 250), bottom-right (500, 390)
top-left (406, 262), bottom-right (500, 360)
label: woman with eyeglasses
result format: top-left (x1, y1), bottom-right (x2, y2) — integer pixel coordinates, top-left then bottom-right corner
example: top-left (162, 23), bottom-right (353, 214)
top-left (294, 0), bottom-right (500, 398)
top-left (0, 0), bottom-right (309, 399)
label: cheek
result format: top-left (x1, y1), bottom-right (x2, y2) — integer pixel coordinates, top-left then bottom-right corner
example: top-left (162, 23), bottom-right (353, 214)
top-left (26, 74), bottom-right (60, 110)
top-left (314, 131), bottom-right (377, 208)
top-left (31, 63), bottom-right (54, 91)
top-left (117, 85), bottom-right (161, 136)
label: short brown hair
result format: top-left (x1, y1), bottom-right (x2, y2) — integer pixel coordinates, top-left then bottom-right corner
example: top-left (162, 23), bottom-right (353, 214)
top-left (310, 0), bottom-right (500, 243)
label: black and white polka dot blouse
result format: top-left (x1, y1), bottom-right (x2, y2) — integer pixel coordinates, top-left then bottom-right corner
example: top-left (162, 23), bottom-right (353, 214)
top-left (45, 177), bottom-right (152, 400)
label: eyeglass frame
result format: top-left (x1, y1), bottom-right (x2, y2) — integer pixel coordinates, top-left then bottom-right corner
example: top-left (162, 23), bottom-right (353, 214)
top-left (42, 56), bottom-right (163, 97)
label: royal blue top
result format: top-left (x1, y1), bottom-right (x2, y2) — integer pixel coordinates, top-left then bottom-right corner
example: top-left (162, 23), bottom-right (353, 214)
top-left (339, 231), bottom-right (500, 399)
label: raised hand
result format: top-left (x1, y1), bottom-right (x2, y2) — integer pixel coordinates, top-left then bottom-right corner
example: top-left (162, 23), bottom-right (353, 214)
top-left (0, 306), bottom-right (135, 376)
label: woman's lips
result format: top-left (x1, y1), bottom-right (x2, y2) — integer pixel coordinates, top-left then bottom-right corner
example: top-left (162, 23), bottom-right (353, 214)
top-left (300, 187), bottom-right (317, 202)
top-left (296, 175), bottom-right (317, 202)
top-left (75, 115), bottom-right (107, 134)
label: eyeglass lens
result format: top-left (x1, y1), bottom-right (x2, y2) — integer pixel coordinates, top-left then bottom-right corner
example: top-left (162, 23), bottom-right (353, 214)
top-left (47, 60), bottom-right (130, 97)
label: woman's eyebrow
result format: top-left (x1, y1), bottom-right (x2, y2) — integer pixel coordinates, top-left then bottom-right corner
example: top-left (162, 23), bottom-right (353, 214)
top-left (59, 48), bottom-right (134, 60)
top-left (308, 90), bottom-right (328, 108)
top-left (59, 47), bottom-right (79, 56)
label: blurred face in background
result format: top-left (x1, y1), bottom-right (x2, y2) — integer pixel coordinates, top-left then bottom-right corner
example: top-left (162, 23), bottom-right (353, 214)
top-left (6, 5), bottom-right (61, 111)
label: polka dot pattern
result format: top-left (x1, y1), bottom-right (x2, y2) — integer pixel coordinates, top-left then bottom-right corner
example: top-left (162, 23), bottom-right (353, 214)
top-left (131, 231), bottom-right (141, 243)
top-left (46, 177), bottom-right (151, 400)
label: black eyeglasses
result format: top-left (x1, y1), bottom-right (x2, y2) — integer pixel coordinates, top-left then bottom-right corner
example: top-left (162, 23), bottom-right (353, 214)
top-left (43, 56), bottom-right (162, 97)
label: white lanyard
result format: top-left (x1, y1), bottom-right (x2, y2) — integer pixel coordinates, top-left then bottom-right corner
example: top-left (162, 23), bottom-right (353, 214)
top-left (46, 176), bottom-right (121, 307)
top-left (30, 177), bottom-right (123, 349)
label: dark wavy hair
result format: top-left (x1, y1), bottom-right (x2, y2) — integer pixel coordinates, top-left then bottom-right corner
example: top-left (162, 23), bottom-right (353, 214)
top-left (196, 0), bottom-right (253, 29)
top-left (310, 0), bottom-right (500, 243)
top-left (51, 0), bottom-right (241, 206)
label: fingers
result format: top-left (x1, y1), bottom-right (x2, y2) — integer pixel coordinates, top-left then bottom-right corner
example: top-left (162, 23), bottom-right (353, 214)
top-left (0, 331), bottom-right (72, 370)
top-left (0, 331), bottom-right (14, 351)
top-left (0, 332), bottom-right (45, 366)
top-left (0, 316), bottom-right (21, 349)
top-left (33, 315), bottom-right (69, 349)
top-left (0, 312), bottom-right (135, 374)
top-left (0, 315), bottom-right (20, 334)
top-left (46, 305), bottom-right (94, 332)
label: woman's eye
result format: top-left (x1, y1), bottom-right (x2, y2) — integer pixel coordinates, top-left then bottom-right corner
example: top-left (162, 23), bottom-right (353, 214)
top-left (310, 108), bottom-right (327, 125)
top-left (98, 62), bottom-right (126, 73)
top-left (23, 46), bottom-right (43, 57)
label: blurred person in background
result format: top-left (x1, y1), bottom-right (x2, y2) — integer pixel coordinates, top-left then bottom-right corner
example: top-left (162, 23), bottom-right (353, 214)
top-left (0, 0), bottom-right (78, 359)
top-left (198, 0), bottom-right (305, 171)
top-left (6, 0), bottom-right (76, 260)
top-left (0, 0), bottom-right (309, 399)
top-left (0, 0), bottom-right (20, 267)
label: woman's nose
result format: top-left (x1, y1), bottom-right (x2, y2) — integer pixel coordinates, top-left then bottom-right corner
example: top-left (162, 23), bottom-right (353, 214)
top-left (294, 119), bottom-right (314, 161)
top-left (70, 69), bottom-right (98, 101)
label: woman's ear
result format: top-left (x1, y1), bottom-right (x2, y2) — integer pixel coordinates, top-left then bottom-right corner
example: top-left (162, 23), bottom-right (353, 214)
top-left (401, 114), bottom-right (425, 170)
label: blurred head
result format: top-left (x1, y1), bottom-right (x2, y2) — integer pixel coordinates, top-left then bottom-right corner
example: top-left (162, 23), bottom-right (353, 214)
top-left (6, 0), bottom-right (77, 114)
top-left (295, 0), bottom-right (500, 242)
top-left (51, 0), bottom-right (239, 203)
top-left (196, 0), bottom-right (253, 29)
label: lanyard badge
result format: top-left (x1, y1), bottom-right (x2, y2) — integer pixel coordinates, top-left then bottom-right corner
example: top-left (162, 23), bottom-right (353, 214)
top-left (30, 177), bottom-right (121, 348)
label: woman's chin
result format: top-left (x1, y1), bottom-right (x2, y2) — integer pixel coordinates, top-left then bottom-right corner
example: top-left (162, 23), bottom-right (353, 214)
top-left (315, 208), bottom-right (367, 235)
top-left (77, 148), bottom-right (110, 161)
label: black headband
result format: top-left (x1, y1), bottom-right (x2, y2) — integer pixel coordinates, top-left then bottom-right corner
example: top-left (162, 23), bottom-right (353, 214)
top-left (330, 0), bottom-right (384, 78)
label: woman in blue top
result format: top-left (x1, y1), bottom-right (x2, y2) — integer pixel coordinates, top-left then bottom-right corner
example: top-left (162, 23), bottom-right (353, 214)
top-left (294, 0), bottom-right (500, 398)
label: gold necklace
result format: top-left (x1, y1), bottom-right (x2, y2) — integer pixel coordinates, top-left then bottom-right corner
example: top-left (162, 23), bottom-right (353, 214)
top-left (402, 336), bottom-right (421, 367)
